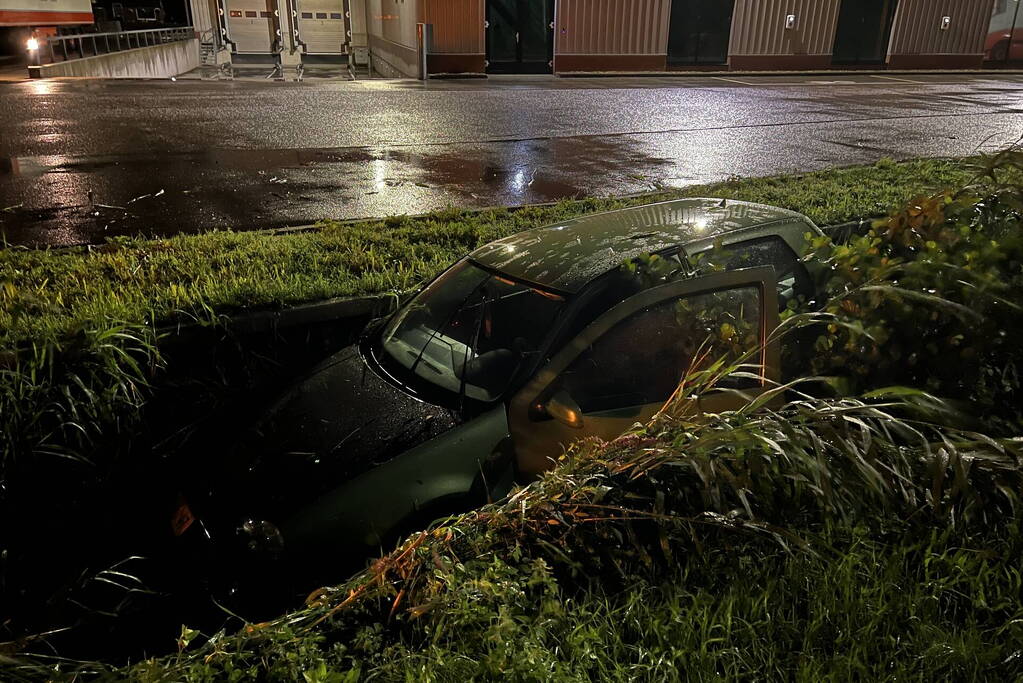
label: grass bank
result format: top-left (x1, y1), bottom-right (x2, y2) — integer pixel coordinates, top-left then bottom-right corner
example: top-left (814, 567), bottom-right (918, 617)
top-left (0, 157), bottom-right (976, 350)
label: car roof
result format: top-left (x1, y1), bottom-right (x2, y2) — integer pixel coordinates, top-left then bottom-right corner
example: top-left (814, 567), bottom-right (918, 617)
top-left (469, 198), bottom-right (809, 294)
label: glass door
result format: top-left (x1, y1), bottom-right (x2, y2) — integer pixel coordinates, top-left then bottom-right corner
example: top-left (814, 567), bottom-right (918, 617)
top-left (667, 0), bottom-right (736, 66)
top-left (486, 0), bottom-right (554, 74)
top-left (832, 0), bottom-right (899, 65)
top-left (985, 0), bottom-right (1023, 63)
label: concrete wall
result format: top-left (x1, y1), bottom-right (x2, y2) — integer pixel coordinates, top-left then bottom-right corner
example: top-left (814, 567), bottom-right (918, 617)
top-left (350, 0), bottom-right (368, 56)
top-left (190, 0), bottom-right (216, 37)
top-left (364, 0), bottom-right (420, 77)
top-left (29, 39), bottom-right (200, 78)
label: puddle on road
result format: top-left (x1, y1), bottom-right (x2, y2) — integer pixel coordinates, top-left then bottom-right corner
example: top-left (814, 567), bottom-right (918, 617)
top-left (0, 138), bottom-right (675, 246)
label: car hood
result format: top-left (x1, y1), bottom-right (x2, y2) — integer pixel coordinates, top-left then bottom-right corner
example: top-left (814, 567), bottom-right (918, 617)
top-left (209, 344), bottom-right (458, 521)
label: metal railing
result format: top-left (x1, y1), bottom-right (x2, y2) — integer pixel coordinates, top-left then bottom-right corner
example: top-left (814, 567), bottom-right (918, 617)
top-left (34, 27), bottom-right (194, 65)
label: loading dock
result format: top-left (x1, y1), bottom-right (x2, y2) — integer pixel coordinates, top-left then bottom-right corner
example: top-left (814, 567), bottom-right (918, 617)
top-left (225, 0), bottom-right (276, 53)
top-left (297, 0), bottom-right (347, 54)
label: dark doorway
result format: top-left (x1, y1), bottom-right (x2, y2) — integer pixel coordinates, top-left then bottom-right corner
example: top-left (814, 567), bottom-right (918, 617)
top-left (485, 0), bottom-right (554, 74)
top-left (667, 0), bottom-right (735, 66)
top-left (832, 0), bottom-right (899, 65)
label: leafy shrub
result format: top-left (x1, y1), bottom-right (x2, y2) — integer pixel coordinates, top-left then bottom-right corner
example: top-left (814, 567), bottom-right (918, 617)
top-left (805, 148), bottom-right (1023, 432)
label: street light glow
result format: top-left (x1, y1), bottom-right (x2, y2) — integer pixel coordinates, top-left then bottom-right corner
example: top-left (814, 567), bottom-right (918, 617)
top-left (26, 38), bottom-right (39, 51)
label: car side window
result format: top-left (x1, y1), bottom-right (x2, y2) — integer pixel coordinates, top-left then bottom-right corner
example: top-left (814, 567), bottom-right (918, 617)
top-left (698, 236), bottom-right (813, 312)
top-left (696, 236), bottom-right (816, 381)
top-left (544, 286), bottom-right (762, 415)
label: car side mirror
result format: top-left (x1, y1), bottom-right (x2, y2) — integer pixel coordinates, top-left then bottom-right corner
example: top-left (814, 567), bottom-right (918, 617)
top-left (544, 390), bottom-right (584, 429)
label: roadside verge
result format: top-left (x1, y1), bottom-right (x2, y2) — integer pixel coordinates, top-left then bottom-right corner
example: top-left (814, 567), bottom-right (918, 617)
top-left (0, 156), bottom-right (977, 352)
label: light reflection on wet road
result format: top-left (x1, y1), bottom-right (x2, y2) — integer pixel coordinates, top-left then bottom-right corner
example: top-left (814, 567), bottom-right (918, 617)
top-left (1, 74), bottom-right (1022, 246)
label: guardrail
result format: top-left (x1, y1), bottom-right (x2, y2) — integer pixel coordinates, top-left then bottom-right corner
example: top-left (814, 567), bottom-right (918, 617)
top-left (33, 27), bottom-right (194, 65)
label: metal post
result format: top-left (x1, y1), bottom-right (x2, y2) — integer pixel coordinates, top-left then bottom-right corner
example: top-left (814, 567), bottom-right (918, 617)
top-left (92, 35), bottom-right (98, 56)
top-left (416, 22), bottom-right (431, 80)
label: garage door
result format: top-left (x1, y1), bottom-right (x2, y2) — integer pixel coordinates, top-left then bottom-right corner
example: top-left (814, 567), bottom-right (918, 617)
top-left (298, 0), bottom-right (347, 54)
top-left (226, 0), bottom-right (275, 53)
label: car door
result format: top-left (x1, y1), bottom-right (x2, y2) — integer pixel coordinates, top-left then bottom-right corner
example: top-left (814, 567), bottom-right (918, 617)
top-left (509, 267), bottom-right (780, 477)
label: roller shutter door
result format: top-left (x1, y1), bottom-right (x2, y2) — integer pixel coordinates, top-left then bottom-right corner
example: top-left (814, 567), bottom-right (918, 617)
top-left (226, 0), bottom-right (275, 53)
top-left (298, 0), bottom-right (346, 54)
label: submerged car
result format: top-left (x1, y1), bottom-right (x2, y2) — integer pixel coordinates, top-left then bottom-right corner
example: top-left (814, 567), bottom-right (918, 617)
top-left (180, 198), bottom-right (824, 593)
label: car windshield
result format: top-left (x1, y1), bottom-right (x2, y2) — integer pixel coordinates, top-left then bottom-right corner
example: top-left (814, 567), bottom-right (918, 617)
top-left (379, 261), bottom-right (566, 402)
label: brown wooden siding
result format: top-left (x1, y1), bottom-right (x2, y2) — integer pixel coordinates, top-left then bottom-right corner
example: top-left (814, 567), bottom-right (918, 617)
top-left (730, 0), bottom-right (841, 55)
top-left (421, 0), bottom-right (483, 54)
top-left (555, 0), bottom-right (671, 55)
top-left (889, 0), bottom-right (995, 55)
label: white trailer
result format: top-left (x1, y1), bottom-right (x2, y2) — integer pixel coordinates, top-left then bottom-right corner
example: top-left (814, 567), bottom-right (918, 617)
top-left (0, 0), bottom-right (93, 26)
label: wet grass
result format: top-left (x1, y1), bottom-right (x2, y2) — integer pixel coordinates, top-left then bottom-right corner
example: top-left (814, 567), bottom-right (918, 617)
top-left (0, 156), bottom-right (975, 350)
top-left (102, 385), bottom-right (1023, 682)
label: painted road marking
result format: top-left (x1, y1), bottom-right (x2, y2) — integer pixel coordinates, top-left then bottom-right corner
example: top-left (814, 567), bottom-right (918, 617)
top-left (712, 76), bottom-right (757, 85)
top-left (870, 74), bottom-right (926, 84)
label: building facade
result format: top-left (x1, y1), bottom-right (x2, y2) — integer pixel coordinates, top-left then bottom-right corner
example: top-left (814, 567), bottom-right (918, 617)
top-left (192, 0), bottom-right (1021, 74)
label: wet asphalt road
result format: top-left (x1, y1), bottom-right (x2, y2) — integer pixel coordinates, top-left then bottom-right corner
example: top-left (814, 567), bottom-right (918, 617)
top-left (1, 73), bottom-right (1022, 247)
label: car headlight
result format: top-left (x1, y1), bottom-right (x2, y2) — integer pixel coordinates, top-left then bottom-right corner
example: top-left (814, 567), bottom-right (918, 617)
top-left (236, 519), bottom-right (284, 554)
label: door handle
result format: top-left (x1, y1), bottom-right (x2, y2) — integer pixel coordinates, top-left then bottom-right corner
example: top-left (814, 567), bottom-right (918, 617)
top-left (515, 31), bottom-right (520, 43)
